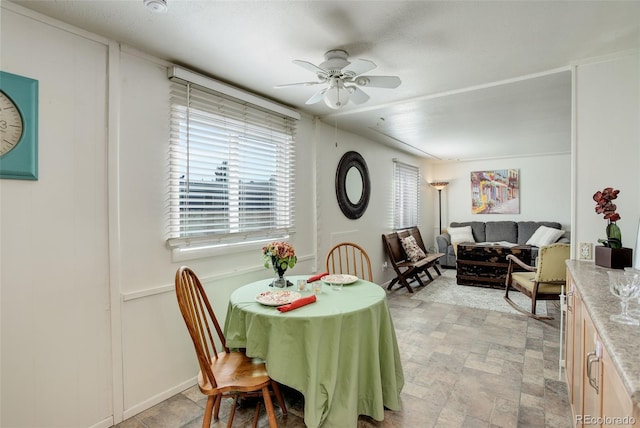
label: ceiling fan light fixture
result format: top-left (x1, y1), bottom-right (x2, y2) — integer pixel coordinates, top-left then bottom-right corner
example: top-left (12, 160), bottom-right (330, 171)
top-left (324, 78), bottom-right (349, 109)
top-left (144, 0), bottom-right (168, 13)
top-left (279, 49), bottom-right (401, 109)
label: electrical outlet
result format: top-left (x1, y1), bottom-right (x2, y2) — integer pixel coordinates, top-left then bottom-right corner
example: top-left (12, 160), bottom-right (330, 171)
top-left (579, 242), bottom-right (593, 260)
top-left (383, 261), bottom-right (388, 269)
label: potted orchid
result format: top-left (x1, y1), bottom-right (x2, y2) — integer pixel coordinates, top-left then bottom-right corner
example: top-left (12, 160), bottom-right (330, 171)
top-left (593, 187), bottom-right (622, 248)
top-left (593, 187), bottom-right (632, 269)
top-left (262, 241), bottom-right (297, 287)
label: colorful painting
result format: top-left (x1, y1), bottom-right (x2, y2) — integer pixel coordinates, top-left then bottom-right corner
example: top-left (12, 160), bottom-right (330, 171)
top-left (471, 169), bottom-right (520, 214)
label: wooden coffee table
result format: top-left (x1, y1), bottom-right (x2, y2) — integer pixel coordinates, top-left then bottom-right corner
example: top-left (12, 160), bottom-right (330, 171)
top-left (456, 243), bottom-right (532, 288)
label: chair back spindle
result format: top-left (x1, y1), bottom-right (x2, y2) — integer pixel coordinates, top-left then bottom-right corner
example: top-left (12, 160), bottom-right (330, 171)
top-left (325, 242), bottom-right (373, 281)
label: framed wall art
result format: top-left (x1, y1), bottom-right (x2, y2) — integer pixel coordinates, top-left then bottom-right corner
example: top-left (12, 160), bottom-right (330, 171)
top-left (471, 169), bottom-right (519, 214)
top-left (0, 71), bottom-right (39, 180)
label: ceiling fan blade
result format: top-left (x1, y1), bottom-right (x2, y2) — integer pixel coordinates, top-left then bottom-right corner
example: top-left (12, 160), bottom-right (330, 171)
top-left (293, 60), bottom-right (328, 75)
top-left (274, 81), bottom-right (323, 89)
top-left (343, 59), bottom-right (376, 76)
top-left (305, 88), bottom-right (327, 105)
top-left (353, 75), bottom-right (401, 89)
top-left (348, 86), bottom-right (370, 105)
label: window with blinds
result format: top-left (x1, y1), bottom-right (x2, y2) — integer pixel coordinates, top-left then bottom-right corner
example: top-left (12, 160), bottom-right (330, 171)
top-left (393, 160), bottom-right (420, 229)
top-left (167, 78), bottom-right (297, 250)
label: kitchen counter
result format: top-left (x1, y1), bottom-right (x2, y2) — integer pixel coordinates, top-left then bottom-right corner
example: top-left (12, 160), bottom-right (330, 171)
top-left (566, 260), bottom-right (640, 406)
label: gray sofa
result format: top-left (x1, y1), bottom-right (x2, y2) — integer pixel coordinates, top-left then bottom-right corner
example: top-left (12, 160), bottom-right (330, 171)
top-left (436, 221), bottom-right (568, 268)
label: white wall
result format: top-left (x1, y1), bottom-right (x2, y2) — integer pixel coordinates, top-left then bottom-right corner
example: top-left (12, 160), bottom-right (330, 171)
top-left (573, 52), bottom-right (640, 257)
top-left (427, 51), bottom-right (640, 260)
top-left (115, 48), bottom-right (319, 415)
top-left (0, 4), bottom-right (427, 426)
top-left (1, 6), bottom-right (112, 428)
top-left (2, 4), bottom-right (637, 427)
top-left (313, 120), bottom-right (430, 285)
top-left (114, 55), bottom-right (427, 418)
top-left (428, 154), bottom-right (572, 238)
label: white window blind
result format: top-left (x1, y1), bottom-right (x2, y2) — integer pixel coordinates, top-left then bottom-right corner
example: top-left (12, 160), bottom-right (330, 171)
top-left (393, 160), bottom-right (420, 229)
top-left (167, 79), bottom-right (297, 249)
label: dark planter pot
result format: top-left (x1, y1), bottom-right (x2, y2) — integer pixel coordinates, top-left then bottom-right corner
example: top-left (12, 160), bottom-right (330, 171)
top-left (594, 246), bottom-right (633, 269)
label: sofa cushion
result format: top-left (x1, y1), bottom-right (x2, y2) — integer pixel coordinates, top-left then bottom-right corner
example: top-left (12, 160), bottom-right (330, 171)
top-left (450, 221), bottom-right (486, 242)
top-left (517, 221), bottom-right (563, 245)
top-left (526, 225), bottom-right (566, 247)
top-left (448, 226), bottom-right (476, 245)
top-left (485, 221), bottom-right (517, 242)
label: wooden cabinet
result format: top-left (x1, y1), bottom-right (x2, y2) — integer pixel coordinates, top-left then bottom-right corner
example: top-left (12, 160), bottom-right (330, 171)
top-left (582, 308), bottom-right (602, 425)
top-left (565, 268), bottom-right (639, 427)
top-left (601, 348), bottom-right (637, 427)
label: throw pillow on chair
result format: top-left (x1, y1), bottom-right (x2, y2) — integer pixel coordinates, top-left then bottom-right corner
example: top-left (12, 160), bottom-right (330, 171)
top-left (401, 236), bottom-right (426, 262)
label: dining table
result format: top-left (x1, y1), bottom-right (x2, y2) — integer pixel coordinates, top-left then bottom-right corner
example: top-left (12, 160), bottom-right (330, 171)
top-left (223, 274), bottom-right (404, 428)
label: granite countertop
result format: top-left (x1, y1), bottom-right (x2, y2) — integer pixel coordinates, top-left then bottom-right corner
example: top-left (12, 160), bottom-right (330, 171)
top-left (566, 260), bottom-right (640, 405)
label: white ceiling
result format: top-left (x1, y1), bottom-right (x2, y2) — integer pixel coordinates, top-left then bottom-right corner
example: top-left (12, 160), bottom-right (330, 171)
top-left (8, 0), bottom-right (640, 160)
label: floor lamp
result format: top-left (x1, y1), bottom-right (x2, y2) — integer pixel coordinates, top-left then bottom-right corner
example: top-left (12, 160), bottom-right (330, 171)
top-left (430, 181), bottom-right (449, 234)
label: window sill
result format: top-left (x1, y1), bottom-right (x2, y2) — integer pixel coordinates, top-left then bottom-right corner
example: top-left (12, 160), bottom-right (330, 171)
top-left (170, 235), bottom-right (292, 262)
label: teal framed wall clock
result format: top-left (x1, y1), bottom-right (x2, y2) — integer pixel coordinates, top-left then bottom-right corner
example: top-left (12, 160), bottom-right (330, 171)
top-left (0, 71), bottom-right (38, 180)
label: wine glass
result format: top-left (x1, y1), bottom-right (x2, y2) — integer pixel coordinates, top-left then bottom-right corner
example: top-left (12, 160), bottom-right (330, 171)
top-left (607, 270), bottom-right (640, 325)
top-left (625, 268), bottom-right (640, 318)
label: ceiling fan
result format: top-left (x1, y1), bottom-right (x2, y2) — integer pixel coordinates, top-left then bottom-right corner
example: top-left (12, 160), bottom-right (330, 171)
top-left (275, 49), bottom-right (401, 109)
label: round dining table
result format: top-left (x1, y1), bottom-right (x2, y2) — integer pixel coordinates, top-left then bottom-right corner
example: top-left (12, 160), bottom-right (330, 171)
top-left (223, 274), bottom-right (404, 428)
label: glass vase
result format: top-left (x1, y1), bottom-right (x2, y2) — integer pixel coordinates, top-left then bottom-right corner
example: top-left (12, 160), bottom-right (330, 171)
top-left (273, 267), bottom-right (288, 288)
top-left (270, 256), bottom-right (292, 287)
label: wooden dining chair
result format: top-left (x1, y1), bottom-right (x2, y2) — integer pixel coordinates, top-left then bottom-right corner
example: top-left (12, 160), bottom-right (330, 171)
top-left (174, 266), bottom-right (287, 428)
top-left (325, 242), bottom-right (373, 281)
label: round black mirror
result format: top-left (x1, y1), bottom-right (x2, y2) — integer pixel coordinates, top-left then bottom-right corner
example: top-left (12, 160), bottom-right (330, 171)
top-left (335, 151), bottom-right (370, 219)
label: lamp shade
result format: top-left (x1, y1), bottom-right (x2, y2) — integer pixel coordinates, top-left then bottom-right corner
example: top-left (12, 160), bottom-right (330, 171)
top-left (324, 78), bottom-right (350, 109)
top-left (430, 181), bottom-right (449, 191)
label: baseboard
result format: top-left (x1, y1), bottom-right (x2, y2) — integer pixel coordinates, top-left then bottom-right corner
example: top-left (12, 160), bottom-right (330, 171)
top-left (122, 376), bottom-right (198, 421)
top-left (88, 416), bottom-right (114, 428)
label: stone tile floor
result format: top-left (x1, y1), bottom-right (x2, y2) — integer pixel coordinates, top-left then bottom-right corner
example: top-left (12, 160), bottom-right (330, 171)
top-left (113, 270), bottom-right (572, 427)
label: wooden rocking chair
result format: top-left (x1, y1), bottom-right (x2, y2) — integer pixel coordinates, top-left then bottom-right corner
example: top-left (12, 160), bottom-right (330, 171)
top-left (504, 243), bottom-right (570, 320)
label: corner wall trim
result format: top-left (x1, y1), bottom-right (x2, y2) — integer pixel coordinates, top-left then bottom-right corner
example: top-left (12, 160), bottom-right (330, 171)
top-left (122, 377), bottom-right (197, 421)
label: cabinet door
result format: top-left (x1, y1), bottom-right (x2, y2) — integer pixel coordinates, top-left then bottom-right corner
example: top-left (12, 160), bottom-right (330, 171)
top-left (582, 309), bottom-right (602, 427)
top-left (569, 283), bottom-right (585, 427)
top-left (565, 274), bottom-right (577, 402)
top-left (601, 349), bottom-right (636, 427)
top-left (564, 272), bottom-right (576, 405)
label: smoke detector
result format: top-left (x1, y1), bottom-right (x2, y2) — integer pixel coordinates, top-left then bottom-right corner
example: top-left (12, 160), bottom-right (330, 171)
top-left (144, 0), bottom-right (168, 13)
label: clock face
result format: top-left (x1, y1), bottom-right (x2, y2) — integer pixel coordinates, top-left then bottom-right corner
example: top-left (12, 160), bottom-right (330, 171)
top-left (0, 90), bottom-right (24, 157)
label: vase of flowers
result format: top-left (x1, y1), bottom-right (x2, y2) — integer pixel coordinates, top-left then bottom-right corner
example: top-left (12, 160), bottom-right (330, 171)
top-left (262, 241), bottom-right (297, 287)
top-left (593, 187), bottom-right (632, 269)
top-left (593, 187), bottom-right (622, 248)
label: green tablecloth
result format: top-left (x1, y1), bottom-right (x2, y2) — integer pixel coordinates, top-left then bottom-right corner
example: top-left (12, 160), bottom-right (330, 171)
top-left (223, 275), bottom-right (404, 428)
